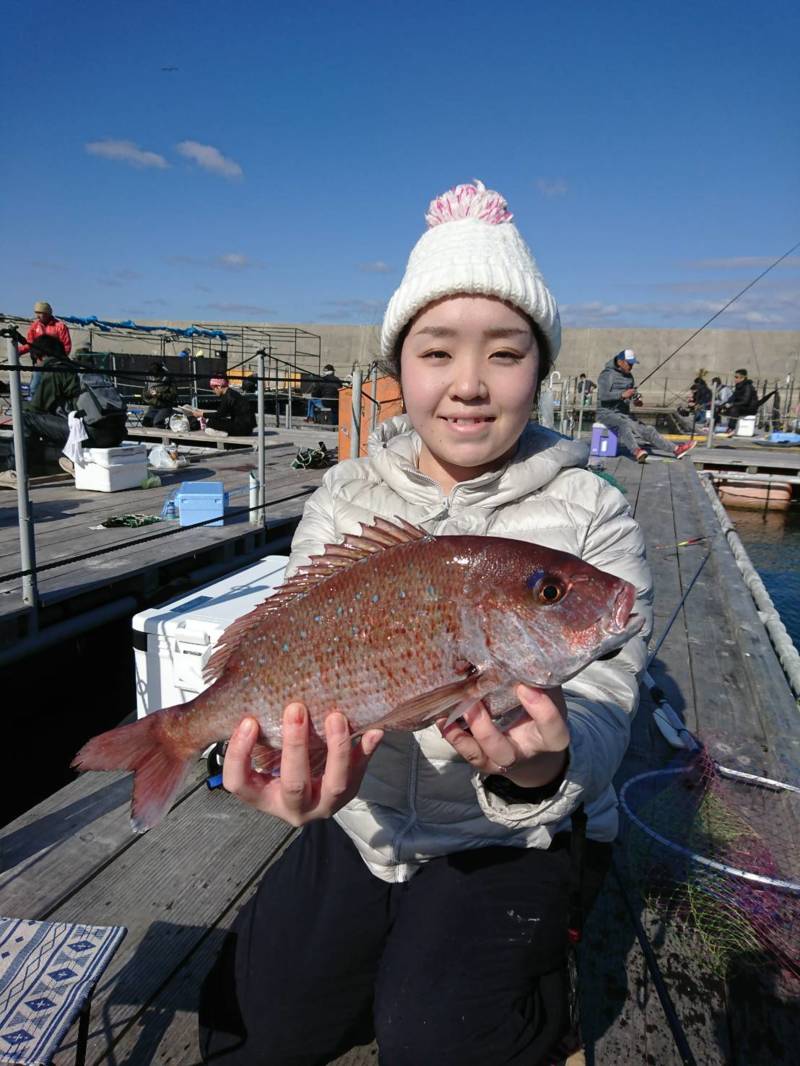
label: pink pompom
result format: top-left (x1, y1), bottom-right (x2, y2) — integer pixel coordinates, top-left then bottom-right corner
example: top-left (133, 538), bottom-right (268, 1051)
top-left (425, 179), bottom-right (513, 227)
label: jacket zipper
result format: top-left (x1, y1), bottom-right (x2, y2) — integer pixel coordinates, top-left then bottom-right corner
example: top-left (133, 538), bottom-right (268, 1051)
top-left (391, 735), bottom-right (421, 875)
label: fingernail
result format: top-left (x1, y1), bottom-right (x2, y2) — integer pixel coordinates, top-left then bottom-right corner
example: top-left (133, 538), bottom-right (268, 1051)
top-left (286, 704), bottom-right (305, 726)
top-left (239, 717), bottom-right (257, 738)
top-left (329, 713), bottom-right (346, 735)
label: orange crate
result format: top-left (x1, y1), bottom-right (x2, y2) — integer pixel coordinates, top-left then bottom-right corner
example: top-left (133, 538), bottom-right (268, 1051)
top-left (338, 375), bottom-right (403, 459)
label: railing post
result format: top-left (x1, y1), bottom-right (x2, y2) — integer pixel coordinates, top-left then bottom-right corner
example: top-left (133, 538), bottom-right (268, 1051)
top-left (257, 349), bottom-right (267, 528)
top-left (5, 337), bottom-right (39, 627)
top-left (351, 365), bottom-right (363, 459)
top-left (370, 363), bottom-right (379, 432)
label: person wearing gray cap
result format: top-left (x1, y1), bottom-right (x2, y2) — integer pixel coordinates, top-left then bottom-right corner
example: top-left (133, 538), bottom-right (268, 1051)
top-left (597, 350), bottom-right (696, 462)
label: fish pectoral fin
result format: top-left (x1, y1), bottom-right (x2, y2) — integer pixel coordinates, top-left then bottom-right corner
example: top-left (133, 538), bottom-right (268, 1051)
top-left (389, 675), bottom-right (486, 729)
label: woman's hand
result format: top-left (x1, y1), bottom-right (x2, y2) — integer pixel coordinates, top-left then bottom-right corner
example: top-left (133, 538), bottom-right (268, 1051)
top-left (222, 704), bottom-right (383, 827)
top-left (438, 684), bottom-right (569, 790)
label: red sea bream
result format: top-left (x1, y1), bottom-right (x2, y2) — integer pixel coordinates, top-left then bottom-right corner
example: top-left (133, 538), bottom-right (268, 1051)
top-left (73, 518), bottom-right (641, 830)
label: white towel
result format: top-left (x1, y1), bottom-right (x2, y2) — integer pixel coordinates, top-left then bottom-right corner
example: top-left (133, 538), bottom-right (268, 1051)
top-left (63, 411), bottom-right (89, 465)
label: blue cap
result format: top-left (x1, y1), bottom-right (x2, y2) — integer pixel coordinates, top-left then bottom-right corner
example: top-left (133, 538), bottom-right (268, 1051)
top-left (616, 349), bottom-right (637, 365)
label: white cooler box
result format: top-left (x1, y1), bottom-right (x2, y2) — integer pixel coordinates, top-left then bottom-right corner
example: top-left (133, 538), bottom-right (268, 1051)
top-left (75, 444), bottom-right (148, 492)
top-left (132, 555), bottom-right (288, 717)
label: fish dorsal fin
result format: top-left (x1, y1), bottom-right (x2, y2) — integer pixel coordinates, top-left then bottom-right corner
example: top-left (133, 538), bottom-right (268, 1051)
top-left (202, 516), bottom-right (429, 685)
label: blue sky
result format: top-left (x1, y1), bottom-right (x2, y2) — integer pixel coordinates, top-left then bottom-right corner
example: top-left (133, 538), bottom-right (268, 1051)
top-left (3, 0), bottom-right (799, 330)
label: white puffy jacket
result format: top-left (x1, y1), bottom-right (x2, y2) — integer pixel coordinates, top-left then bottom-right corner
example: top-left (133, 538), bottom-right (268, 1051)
top-left (286, 416), bottom-right (653, 882)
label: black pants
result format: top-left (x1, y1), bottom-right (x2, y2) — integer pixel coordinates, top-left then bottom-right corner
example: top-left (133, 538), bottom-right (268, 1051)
top-left (206, 412), bottom-right (254, 435)
top-left (5, 411), bottom-right (69, 470)
top-left (199, 819), bottom-right (610, 1066)
top-left (142, 406), bottom-right (173, 427)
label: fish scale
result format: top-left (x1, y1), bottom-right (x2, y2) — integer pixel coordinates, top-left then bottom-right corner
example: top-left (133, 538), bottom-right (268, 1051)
top-left (72, 517), bottom-right (641, 831)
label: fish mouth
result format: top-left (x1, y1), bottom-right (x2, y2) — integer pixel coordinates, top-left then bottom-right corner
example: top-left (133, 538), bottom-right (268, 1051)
top-left (608, 583), bottom-right (637, 634)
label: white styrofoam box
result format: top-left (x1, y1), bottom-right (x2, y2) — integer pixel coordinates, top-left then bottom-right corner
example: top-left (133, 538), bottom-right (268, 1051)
top-left (132, 555), bottom-right (288, 717)
top-left (735, 415), bottom-right (757, 437)
top-left (74, 444), bottom-right (148, 492)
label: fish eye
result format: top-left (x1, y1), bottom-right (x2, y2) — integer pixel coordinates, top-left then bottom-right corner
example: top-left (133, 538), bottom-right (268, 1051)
top-left (531, 576), bottom-right (567, 605)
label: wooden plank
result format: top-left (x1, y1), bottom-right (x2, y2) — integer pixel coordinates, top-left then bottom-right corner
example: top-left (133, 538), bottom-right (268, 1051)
top-left (0, 762), bottom-right (207, 919)
top-left (0, 457), bottom-right (308, 565)
top-left (46, 789), bottom-right (295, 1065)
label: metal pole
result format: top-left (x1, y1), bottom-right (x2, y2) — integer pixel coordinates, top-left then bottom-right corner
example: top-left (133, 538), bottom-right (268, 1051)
top-left (257, 349), bottom-right (266, 529)
top-left (370, 363), bottom-right (379, 432)
top-left (191, 356), bottom-right (198, 410)
top-left (285, 378), bottom-right (292, 430)
top-left (5, 337), bottom-right (39, 624)
top-left (706, 387), bottom-right (716, 449)
top-left (351, 365), bottom-right (363, 459)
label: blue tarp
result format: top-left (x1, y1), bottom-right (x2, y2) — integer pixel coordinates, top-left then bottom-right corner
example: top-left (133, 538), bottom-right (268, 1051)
top-left (59, 314), bottom-right (227, 339)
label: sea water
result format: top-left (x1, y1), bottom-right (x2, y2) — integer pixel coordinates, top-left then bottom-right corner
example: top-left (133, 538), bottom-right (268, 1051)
top-left (731, 507), bottom-right (800, 651)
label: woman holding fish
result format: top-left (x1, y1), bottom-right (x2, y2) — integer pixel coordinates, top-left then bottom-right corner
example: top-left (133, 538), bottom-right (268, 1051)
top-left (73, 178), bottom-right (651, 1063)
top-left (190, 180), bottom-right (653, 1064)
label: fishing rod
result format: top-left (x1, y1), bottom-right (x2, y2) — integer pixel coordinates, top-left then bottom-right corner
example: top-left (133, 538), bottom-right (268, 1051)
top-left (636, 238), bottom-right (800, 387)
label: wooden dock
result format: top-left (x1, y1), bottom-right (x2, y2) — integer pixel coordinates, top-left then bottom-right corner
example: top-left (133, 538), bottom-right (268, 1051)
top-left (0, 454), bottom-right (798, 1064)
top-left (0, 430), bottom-right (332, 648)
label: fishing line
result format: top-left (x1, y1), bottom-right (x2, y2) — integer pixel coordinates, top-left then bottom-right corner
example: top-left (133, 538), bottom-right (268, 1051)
top-left (611, 856), bottom-right (699, 1066)
top-left (636, 238), bottom-right (800, 387)
top-left (647, 547), bottom-right (713, 666)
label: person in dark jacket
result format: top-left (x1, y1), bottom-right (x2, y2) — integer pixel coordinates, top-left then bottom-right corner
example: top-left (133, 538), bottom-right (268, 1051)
top-left (0, 335), bottom-right (81, 486)
top-left (719, 369), bottom-right (759, 420)
top-left (142, 362), bottom-right (178, 427)
top-left (201, 377), bottom-right (256, 438)
top-left (306, 364), bottom-right (342, 422)
top-left (596, 349), bottom-right (696, 463)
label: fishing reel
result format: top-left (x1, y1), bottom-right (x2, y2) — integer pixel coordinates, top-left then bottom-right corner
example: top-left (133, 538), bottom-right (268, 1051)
top-left (632, 391), bottom-right (644, 408)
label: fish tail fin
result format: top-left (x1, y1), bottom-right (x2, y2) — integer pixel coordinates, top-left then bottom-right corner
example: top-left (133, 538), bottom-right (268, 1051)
top-left (72, 710), bottom-right (193, 832)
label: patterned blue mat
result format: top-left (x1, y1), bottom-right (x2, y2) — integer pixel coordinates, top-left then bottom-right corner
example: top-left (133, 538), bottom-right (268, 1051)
top-left (0, 917), bottom-right (126, 1065)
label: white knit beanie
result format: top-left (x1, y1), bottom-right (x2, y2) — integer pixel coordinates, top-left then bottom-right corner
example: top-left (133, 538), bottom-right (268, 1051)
top-left (380, 180), bottom-right (561, 364)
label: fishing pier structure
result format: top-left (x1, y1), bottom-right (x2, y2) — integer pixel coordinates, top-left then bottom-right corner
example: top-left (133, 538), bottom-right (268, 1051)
top-left (0, 448), bottom-right (798, 1064)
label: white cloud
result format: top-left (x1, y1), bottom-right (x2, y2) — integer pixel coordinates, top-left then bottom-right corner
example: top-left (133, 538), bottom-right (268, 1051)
top-left (176, 140), bottom-right (243, 179)
top-left (166, 252), bottom-right (263, 271)
top-left (358, 260), bottom-right (394, 274)
top-left (535, 178), bottom-right (568, 198)
top-left (204, 302), bottom-right (274, 317)
top-left (86, 139), bottom-right (169, 169)
top-left (319, 298), bottom-right (385, 322)
top-left (98, 268), bottom-right (143, 287)
top-left (560, 301), bottom-right (622, 324)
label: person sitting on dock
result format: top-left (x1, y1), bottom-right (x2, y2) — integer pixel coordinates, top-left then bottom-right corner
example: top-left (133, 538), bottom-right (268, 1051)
top-left (718, 368), bottom-right (759, 434)
top-left (0, 335), bottom-right (80, 487)
top-left (306, 363), bottom-right (342, 422)
top-left (195, 377), bottom-right (256, 438)
top-left (597, 350), bottom-right (697, 463)
top-left (141, 361), bottom-right (178, 427)
top-left (576, 372), bottom-right (595, 404)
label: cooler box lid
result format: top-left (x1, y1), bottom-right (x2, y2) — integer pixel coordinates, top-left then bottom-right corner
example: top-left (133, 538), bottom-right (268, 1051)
top-left (132, 555), bottom-right (288, 640)
top-left (178, 481), bottom-right (224, 498)
top-left (81, 444), bottom-right (148, 468)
